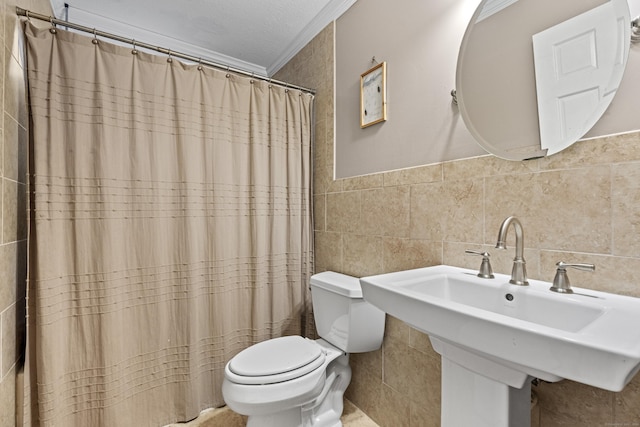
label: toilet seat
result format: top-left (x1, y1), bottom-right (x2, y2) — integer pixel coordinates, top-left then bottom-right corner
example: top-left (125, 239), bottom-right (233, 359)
top-left (226, 336), bottom-right (326, 385)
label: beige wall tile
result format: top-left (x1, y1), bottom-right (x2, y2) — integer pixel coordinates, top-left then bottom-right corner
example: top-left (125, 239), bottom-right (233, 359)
top-left (382, 164), bottom-right (442, 187)
top-left (0, 46), bottom-right (4, 120)
top-left (345, 370), bottom-right (382, 423)
top-left (2, 179), bottom-right (26, 243)
top-left (368, 384), bottom-right (411, 427)
top-left (540, 132), bottom-right (640, 171)
top-left (383, 336), bottom-right (441, 419)
top-left (0, 242), bottom-right (16, 314)
top-left (342, 174), bottom-right (384, 191)
top-left (410, 179), bottom-right (483, 243)
top-left (326, 191), bottom-right (361, 234)
top-left (383, 238), bottom-right (441, 272)
top-left (612, 162), bottom-right (640, 257)
top-left (1, 303), bottom-right (15, 378)
top-left (441, 179), bottom-right (484, 243)
top-left (536, 380), bottom-right (614, 426)
top-left (350, 348), bottom-right (382, 384)
top-left (410, 183), bottom-right (445, 240)
top-left (314, 194), bottom-right (326, 232)
top-left (314, 231), bottom-right (343, 273)
top-left (314, 117), bottom-right (328, 167)
top-left (615, 372), bottom-right (640, 424)
top-left (314, 119), bottom-right (337, 196)
top-left (3, 113), bottom-right (26, 183)
top-left (409, 401), bottom-right (440, 427)
top-left (4, 47), bottom-right (25, 127)
top-left (0, 365), bottom-right (16, 427)
top-left (361, 187), bottom-right (410, 237)
top-left (348, 380), bottom-right (396, 426)
top-left (443, 155), bottom-right (539, 181)
top-left (383, 315), bottom-right (410, 344)
top-left (485, 166), bottom-right (612, 253)
top-left (342, 234), bottom-right (383, 277)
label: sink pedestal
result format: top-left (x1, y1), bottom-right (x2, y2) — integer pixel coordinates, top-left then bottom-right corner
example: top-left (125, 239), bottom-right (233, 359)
top-left (433, 338), bottom-right (531, 427)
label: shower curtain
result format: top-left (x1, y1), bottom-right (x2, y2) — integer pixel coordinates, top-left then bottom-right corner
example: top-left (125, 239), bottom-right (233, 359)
top-left (23, 21), bottom-right (313, 426)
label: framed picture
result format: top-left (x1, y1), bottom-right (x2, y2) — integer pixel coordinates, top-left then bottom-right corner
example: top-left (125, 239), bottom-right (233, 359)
top-left (360, 62), bottom-right (387, 128)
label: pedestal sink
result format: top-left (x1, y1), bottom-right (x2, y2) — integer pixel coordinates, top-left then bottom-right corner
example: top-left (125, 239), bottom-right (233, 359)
top-left (360, 265), bottom-right (640, 427)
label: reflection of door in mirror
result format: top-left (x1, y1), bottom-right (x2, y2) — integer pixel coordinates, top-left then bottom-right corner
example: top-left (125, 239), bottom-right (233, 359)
top-left (456, 0), bottom-right (630, 161)
top-left (533, 2), bottom-right (628, 155)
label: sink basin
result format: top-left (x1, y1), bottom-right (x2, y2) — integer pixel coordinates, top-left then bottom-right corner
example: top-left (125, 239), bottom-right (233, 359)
top-left (401, 272), bottom-right (604, 333)
top-left (360, 265), bottom-right (640, 392)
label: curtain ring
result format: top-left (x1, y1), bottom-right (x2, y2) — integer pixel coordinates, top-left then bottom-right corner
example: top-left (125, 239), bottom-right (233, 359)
top-left (92, 28), bottom-right (99, 45)
top-left (167, 49), bottom-right (173, 63)
top-left (25, 10), bottom-right (31, 20)
top-left (49, 17), bottom-right (57, 34)
top-left (197, 58), bottom-right (203, 71)
top-left (131, 40), bottom-right (138, 55)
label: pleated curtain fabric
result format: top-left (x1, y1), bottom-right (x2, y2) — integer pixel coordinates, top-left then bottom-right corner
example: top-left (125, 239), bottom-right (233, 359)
top-left (23, 21), bottom-right (313, 426)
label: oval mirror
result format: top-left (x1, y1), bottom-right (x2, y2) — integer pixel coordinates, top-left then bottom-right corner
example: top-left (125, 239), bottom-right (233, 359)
top-left (456, 0), bottom-right (631, 160)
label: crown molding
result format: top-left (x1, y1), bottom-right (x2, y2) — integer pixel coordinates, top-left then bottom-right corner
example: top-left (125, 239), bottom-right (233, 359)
top-left (49, 0), bottom-right (268, 76)
top-left (49, 0), bottom-right (357, 77)
top-left (266, 0), bottom-right (357, 76)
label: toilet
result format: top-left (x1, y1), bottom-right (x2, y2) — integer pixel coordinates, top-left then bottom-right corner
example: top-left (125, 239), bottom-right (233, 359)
top-left (222, 271), bottom-right (386, 427)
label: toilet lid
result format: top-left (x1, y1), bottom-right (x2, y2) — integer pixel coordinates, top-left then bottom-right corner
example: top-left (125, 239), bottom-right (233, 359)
top-left (227, 336), bottom-right (325, 384)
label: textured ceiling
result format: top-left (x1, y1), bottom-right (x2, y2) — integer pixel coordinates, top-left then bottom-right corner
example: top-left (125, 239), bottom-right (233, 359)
top-left (49, 0), bottom-right (356, 76)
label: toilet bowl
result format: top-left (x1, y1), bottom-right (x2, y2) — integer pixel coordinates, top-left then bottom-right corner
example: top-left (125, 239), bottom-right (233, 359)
top-left (222, 271), bottom-right (385, 427)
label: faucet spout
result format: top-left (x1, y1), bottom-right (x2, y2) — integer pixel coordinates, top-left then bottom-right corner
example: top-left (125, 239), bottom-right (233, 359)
top-left (495, 216), bottom-right (528, 286)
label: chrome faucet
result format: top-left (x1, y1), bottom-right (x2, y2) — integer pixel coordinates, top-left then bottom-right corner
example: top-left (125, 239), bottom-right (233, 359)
top-left (495, 216), bottom-right (528, 286)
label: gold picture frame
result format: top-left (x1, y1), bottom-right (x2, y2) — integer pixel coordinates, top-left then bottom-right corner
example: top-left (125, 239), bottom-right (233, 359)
top-left (360, 62), bottom-right (387, 128)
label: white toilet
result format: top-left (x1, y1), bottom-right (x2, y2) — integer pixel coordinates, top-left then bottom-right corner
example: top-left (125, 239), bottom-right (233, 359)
top-left (222, 271), bottom-right (386, 427)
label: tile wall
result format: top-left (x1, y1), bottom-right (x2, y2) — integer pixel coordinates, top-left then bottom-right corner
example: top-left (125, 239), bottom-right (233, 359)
top-left (277, 22), bottom-right (640, 427)
top-left (0, 1), bottom-right (50, 426)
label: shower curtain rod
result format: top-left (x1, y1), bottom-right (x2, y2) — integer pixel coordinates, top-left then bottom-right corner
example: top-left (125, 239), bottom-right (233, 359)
top-left (15, 6), bottom-right (316, 95)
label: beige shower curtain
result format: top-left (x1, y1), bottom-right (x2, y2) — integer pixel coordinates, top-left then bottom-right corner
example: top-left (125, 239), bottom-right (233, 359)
top-left (23, 21), bottom-right (313, 426)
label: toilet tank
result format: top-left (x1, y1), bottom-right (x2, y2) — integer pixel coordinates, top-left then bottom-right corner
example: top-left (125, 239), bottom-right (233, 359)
top-left (310, 271), bottom-right (385, 353)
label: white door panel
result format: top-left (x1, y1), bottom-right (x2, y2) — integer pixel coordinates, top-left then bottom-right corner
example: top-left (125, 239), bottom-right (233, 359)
top-left (532, 2), bottom-right (629, 154)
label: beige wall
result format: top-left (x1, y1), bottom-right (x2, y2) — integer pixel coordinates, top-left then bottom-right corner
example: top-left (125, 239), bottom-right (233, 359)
top-left (0, 1), bottom-right (50, 426)
top-left (334, 0), bottom-right (485, 178)
top-left (278, 17), bottom-right (640, 427)
top-left (335, 0), bottom-right (640, 178)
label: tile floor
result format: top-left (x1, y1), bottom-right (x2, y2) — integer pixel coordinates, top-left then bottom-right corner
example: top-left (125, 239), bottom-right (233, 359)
top-left (165, 400), bottom-right (379, 426)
